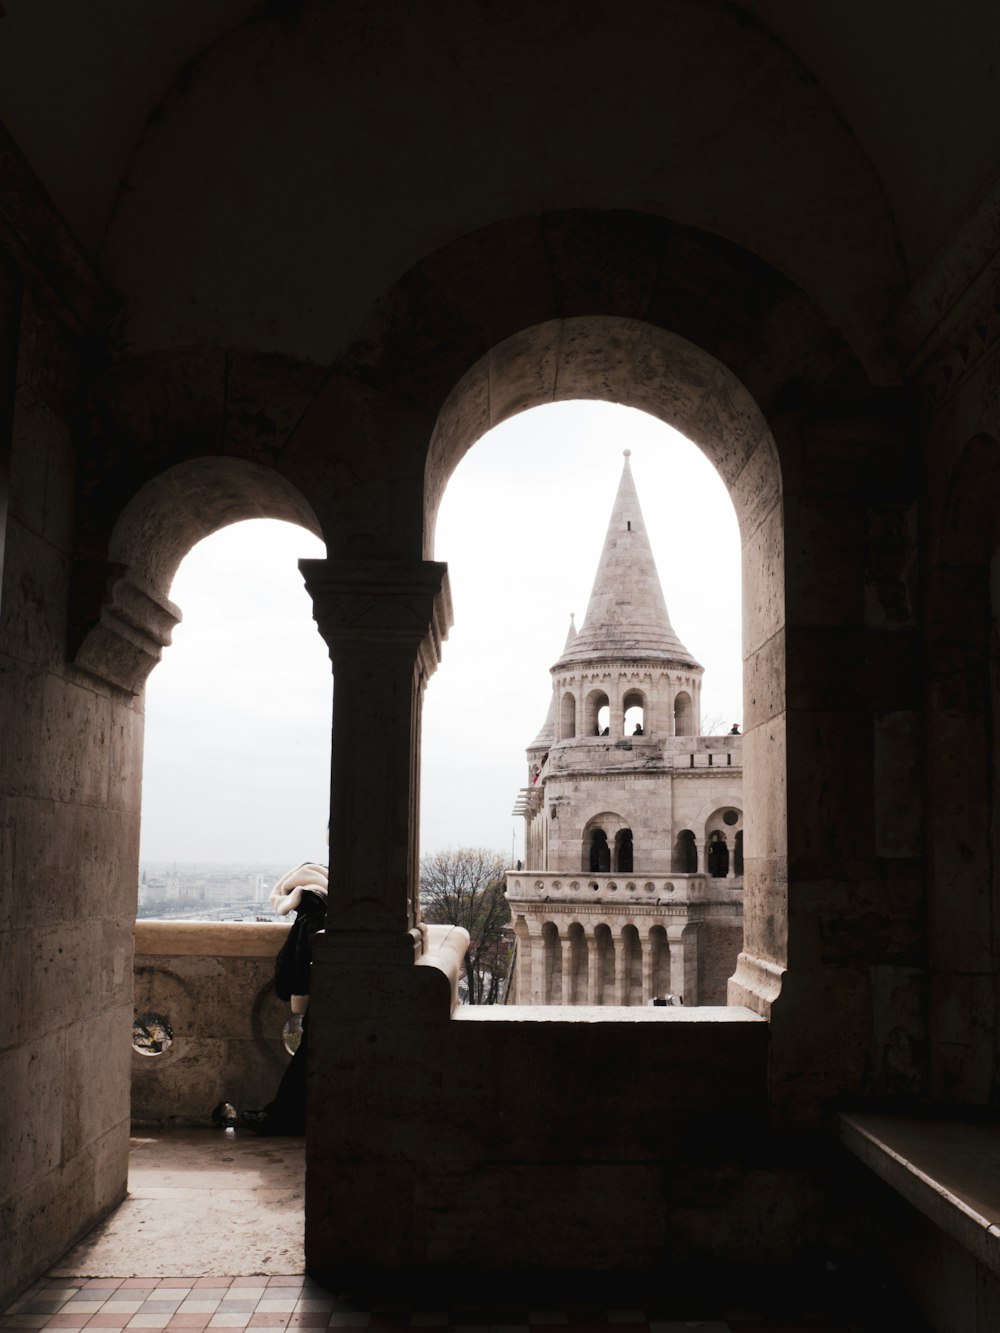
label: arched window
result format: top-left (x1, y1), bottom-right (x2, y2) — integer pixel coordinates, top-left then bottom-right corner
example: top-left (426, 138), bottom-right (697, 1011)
top-left (708, 830), bottom-right (729, 878)
top-left (560, 691), bottom-right (576, 740)
top-left (734, 829), bottom-right (744, 877)
top-left (594, 923), bottom-right (615, 1006)
top-left (543, 921), bottom-right (562, 1003)
top-left (674, 690), bottom-right (693, 736)
top-left (621, 925), bottom-right (642, 1006)
top-left (588, 828), bottom-right (611, 873)
top-left (623, 689), bottom-right (646, 736)
top-left (615, 828), bottom-right (634, 873)
top-left (674, 828), bottom-right (698, 873)
top-left (586, 688), bottom-right (610, 736)
top-left (649, 925), bottom-right (669, 998)
top-left (567, 922), bottom-right (588, 1003)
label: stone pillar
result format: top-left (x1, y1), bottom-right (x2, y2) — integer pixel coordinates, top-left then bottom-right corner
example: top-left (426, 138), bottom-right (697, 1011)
top-left (560, 936), bottom-right (573, 1003)
top-left (641, 929), bottom-right (654, 1002)
top-left (586, 931), bottom-right (599, 1003)
top-left (615, 928), bottom-right (627, 1004)
top-left (300, 558), bottom-right (452, 961)
top-left (529, 923), bottom-right (545, 1003)
top-left (610, 690), bottom-right (624, 738)
top-left (667, 923), bottom-right (691, 1004)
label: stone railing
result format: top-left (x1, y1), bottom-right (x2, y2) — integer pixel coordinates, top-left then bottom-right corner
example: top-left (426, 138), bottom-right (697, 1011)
top-left (131, 920), bottom-right (291, 1125)
top-left (504, 870), bottom-right (743, 906)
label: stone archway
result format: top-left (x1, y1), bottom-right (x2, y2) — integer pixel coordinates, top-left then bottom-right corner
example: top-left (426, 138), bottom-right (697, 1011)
top-left (71, 456), bottom-right (321, 695)
top-left (424, 315), bottom-right (785, 1017)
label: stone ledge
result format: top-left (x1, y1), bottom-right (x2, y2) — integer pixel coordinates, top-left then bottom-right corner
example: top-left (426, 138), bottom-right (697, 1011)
top-left (840, 1112), bottom-right (1000, 1277)
top-left (454, 1003), bottom-right (764, 1022)
top-left (134, 920), bottom-right (288, 958)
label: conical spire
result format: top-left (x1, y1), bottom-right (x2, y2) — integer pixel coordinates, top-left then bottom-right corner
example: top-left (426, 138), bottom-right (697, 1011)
top-left (555, 451), bottom-right (700, 669)
top-left (529, 615), bottom-right (577, 749)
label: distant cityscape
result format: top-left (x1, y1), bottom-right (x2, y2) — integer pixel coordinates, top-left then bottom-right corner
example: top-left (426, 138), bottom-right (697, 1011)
top-left (137, 862), bottom-right (291, 921)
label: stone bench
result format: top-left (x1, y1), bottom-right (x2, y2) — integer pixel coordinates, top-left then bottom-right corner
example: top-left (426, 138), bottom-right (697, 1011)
top-left (840, 1112), bottom-right (1000, 1276)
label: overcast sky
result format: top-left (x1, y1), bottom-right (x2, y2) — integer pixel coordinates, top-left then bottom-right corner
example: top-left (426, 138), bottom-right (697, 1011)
top-left (139, 401), bottom-right (741, 868)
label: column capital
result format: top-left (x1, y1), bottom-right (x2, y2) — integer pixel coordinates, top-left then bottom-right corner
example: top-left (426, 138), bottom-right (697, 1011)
top-left (300, 558), bottom-right (453, 680)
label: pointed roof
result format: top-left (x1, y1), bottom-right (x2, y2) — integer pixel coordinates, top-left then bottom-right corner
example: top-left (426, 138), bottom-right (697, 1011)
top-left (554, 451), bottom-right (701, 670)
top-left (529, 615), bottom-right (577, 749)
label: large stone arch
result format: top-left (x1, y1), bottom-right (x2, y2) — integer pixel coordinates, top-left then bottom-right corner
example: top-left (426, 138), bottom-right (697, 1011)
top-left (423, 316), bottom-right (785, 1014)
top-left (71, 455), bottom-right (321, 695)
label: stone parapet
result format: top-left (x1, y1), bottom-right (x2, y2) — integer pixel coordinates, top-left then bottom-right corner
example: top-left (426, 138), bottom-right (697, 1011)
top-left (131, 921), bottom-right (290, 1124)
top-left (505, 869), bottom-right (743, 906)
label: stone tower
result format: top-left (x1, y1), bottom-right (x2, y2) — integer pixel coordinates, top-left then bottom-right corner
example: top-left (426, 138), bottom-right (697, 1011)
top-left (506, 452), bottom-right (744, 1006)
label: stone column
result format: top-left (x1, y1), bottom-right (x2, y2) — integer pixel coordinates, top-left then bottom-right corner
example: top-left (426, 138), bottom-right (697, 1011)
top-left (641, 929), bottom-right (654, 1002)
top-left (560, 936), bottom-right (573, 1003)
top-left (615, 928), bottom-right (628, 1004)
top-left (300, 558), bottom-right (452, 967)
top-left (586, 930), bottom-right (599, 1003)
top-left (610, 691), bottom-right (625, 738)
top-left (530, 922), bottom-right (545, 1004)
top-left (674, 927), bottom-right (698, 1002)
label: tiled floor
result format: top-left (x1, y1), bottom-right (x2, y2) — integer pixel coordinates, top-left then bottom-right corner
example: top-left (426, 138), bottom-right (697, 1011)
top-left (1, 1132), bottom-right (916, 1333)
top-left (0, 1279), bottom-right (866, 1333)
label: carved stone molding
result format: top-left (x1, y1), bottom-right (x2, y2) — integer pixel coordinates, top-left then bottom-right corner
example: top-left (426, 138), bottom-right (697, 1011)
top-left (72, 570), bottom-right (181, 695)
top-left (299, 558), bottom-right (453, 681)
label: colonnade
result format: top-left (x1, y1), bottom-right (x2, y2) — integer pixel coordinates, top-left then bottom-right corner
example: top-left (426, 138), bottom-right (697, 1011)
top-left (514, 917), bottom-right (697, 1006)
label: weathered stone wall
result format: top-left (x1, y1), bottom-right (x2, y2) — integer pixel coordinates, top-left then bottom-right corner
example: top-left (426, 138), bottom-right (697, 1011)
top-left (700, 921), bottom-right (745, 1005)
top-left (0, 291), bottom-right (142, 1307)
top-left (131, 922), bottom-right (291, 1124)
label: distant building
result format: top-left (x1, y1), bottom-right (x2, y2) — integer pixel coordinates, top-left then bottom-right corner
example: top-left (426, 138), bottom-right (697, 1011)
top-left (506, 452), bottom-right (743, 1005)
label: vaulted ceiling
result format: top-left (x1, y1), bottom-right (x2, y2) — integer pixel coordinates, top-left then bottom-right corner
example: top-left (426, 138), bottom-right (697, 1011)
top-left (0, 0), bottom-right (996, 373)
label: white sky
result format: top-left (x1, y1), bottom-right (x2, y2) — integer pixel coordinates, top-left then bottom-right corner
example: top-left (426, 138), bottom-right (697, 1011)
top-left (139, 401), bottom-right (741, 867)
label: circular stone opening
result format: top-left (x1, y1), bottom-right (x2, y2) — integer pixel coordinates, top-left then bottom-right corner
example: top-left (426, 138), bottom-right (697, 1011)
top-left (282, 1016), bottom-right (304, 1056)
top-left (723, 809), bottom-right (739, 826)
top-left (133, 1012), bottom-right (173, 1057)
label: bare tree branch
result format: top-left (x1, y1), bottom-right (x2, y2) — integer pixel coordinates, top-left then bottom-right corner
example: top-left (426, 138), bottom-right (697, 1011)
top-left (419, 847), bottom-right (512, 1004)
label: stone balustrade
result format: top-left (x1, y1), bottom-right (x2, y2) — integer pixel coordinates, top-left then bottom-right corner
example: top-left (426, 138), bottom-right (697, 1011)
top-left (131, 920), bottom-right (291, 1125)
top-left (505, 870), bottom-right (743, 905)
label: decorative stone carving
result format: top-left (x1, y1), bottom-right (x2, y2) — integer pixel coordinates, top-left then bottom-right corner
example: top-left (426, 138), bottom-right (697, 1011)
top-left (72, 568), bottom-right (180, 695)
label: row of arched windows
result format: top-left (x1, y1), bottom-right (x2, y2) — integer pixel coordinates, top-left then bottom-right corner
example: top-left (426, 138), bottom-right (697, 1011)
top-left (558, 687), bottom-right (697, 739)
top-left (581, 818), bottom-right (743, 876)
top-left (673, 827), bottom-right (744, 876)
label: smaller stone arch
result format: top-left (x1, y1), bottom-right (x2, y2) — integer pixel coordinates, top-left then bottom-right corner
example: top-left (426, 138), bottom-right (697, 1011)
top-left (623, 687), bottom-right (646, 736)
top-left (566, 921), bottom-right (588, 1003)
top-left (674, 690), bottom-right (694, 736)
top-left (674, 828), bottom-right (698, 873)
top-left (70, 457), bottom-right (322, 695)
top-left (586, 687), bottom-right (610, 736)
top-left (542, 921), bottom-right (562, 1003)
top-left (594, 923), bottom-right (615, 1006)
top-left (560, 690), bottom-right (577, 740)
top-left (620, 924), bottom-right (643, 1006)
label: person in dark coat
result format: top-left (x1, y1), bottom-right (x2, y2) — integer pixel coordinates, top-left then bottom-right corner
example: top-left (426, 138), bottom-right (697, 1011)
top-left (212, 861), bottom-right (327, 1135)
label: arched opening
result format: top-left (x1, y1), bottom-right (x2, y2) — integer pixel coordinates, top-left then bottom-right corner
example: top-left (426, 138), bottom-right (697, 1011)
top-left (675, 829), bottom-right (698, 873)
top-left (567, 922), bottom-right (588, 1003)
top-left (649, 925), bottom-right (670, 998)
top-left (424, 314), bottom-right (786, 1028)
top-left (621, 925), bottom-right (643, 1006)
top-left (542, 921), bottom-right (562, 1004)
top-left (623, 689), bottom-right (646, 736)
top-left (734, 830), bottom-right (744, 877)
top-left (674, 691), bottom-right (694, 736)
top-left (707, 830), bottom-right (729, 879)
top-left (594, 923), bottom-right (616, 1006)
top-left (560, 691), bottom-right (577, 740)
top-left (585, 689), bottom-right (610, 736)
top-left (615, 828), bottom-right (634, 873)
top-left (588, 828), bottom-right (611, 873)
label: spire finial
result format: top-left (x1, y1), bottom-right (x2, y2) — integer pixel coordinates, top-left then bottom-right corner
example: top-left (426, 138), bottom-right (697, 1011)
top-left (623, 448), bottom-right (631, 459)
